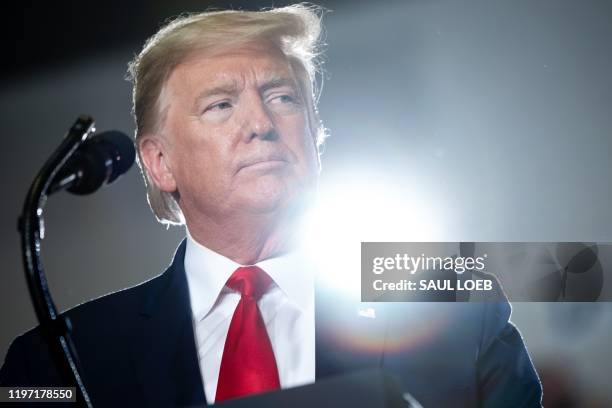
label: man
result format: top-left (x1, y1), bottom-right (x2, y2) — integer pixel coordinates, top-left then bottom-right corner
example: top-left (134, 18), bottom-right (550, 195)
top-left (0, 5), bottom-right (542, 407)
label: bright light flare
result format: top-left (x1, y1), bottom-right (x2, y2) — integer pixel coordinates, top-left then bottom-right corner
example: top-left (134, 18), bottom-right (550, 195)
top-left (300, 168), bottom-right (444, 298)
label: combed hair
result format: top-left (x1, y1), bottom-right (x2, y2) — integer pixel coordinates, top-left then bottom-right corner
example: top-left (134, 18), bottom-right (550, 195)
top-left (126, 4), bottom-right (327, 225)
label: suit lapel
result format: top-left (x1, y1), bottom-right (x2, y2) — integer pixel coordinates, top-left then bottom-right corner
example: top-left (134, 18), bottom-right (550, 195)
top-left (315, 282), bottom-right (387, 379)
top-left (130, 240), bottom-right (206, 407)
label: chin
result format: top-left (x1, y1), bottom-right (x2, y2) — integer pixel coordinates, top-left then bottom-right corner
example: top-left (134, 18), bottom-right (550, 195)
top-left (239, 179), bottom-right (309, 215)
top-left (240, 181), bottom-right (290, 213)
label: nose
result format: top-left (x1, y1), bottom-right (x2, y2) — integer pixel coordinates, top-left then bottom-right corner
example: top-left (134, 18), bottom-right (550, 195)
top-left (243, 93), bottom-right (278, 142)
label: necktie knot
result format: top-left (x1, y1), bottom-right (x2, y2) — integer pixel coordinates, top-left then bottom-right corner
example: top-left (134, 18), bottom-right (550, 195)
top-left (226, 266), bottom-right (273, 300)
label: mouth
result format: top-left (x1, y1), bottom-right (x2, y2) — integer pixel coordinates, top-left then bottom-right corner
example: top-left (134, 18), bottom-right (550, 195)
top-left (237, 155), bottom-right (290, 173)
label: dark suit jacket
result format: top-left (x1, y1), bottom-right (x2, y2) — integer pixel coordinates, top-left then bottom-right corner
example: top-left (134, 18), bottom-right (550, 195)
top-left (0, 240), bottom-right (542, 407)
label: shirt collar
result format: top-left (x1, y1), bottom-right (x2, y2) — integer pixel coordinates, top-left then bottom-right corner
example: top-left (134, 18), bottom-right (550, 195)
top-left (184, 229), bottom-right (314, 322)
top-left (257, 247), bottom-right (314, 312)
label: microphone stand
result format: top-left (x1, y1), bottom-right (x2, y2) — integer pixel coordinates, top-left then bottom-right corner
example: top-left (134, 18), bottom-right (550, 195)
top-left (18, 116), bottom-right (97, 408)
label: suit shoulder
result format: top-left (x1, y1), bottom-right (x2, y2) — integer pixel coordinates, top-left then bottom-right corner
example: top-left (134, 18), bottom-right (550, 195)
top-left (13, 267), bottom-right (171, 347)
top-left (67, 270), bottom-right (168, 318)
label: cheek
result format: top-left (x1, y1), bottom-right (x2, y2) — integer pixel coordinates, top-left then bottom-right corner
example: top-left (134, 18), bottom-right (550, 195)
top-left (292, 123), bottom-right (320, 175)
top-left (171, 124), bottom-right (234, 194)
top-left (277, 113), bottom-right (318, 162)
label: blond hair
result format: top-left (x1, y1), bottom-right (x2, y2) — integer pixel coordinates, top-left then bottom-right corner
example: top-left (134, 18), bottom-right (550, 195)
top-left (126, 4), bottom-right (326, 224)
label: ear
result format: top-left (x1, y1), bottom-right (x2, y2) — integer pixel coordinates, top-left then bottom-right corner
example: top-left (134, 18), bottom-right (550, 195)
top-left (138, 135), bottom-right (177, 193)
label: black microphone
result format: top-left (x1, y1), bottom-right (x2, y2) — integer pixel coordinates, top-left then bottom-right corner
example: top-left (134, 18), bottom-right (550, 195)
top-left (49, 130), bottom-right (136, 195)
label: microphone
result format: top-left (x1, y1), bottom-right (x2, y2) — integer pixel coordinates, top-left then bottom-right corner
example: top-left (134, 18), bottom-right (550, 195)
top-left (49, 130), bottom-right (136, 195)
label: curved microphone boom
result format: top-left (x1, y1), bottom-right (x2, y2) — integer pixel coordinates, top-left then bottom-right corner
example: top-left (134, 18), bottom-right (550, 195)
top-left (49, 130), bottom-right (135, 195)
top-left (19, 116), bottom-right (134, 408)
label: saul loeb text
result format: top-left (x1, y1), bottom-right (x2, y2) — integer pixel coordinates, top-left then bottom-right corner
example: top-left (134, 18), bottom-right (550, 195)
top-left (373, 278), bottom-right (493, 292)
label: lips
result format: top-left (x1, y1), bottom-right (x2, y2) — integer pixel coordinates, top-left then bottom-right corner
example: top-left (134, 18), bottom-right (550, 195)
top-left (236, 153), bottom-right (290, 173)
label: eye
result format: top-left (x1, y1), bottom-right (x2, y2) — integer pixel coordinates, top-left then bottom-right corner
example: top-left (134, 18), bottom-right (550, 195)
top-left (272, 94), bottom-right (295, 104)
top-left (267, 92), bottom-right (303, 108)
top-left (266, 91), bottom-right (303, 115)
top-left (206, 101), bottom-right (233, 112)
top-left (201, 100), bottom-right (234, 122)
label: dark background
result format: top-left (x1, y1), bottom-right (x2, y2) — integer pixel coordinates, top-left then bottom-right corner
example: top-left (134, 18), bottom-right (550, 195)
top-left (1, 1), bottom-right (611, 406)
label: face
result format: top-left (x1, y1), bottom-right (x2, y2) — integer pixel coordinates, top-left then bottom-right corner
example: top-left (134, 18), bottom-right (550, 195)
top-left (143, 42), bottom-right (320, 223)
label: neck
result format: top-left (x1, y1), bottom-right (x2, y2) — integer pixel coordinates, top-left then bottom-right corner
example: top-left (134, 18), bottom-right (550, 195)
top-left (185, 209), bottom-right (298, 265)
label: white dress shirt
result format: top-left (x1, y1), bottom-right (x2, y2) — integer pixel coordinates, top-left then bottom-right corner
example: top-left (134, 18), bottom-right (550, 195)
top-left (184, 231), bottom-right (316, 404)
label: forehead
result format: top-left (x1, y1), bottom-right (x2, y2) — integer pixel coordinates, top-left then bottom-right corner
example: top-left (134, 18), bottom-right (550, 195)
top-left (165, 41), bottom-right (297, 95)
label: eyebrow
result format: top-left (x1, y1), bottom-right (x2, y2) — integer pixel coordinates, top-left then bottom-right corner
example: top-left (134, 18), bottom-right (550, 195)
top-left (258, 76), bottom-right (299, 93)
top-left (193, 76), bottom-right (299, 109)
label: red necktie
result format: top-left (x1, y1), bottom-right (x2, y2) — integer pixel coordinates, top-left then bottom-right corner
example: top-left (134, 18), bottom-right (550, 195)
top-left (215, 266), bottom-right (281, 402)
